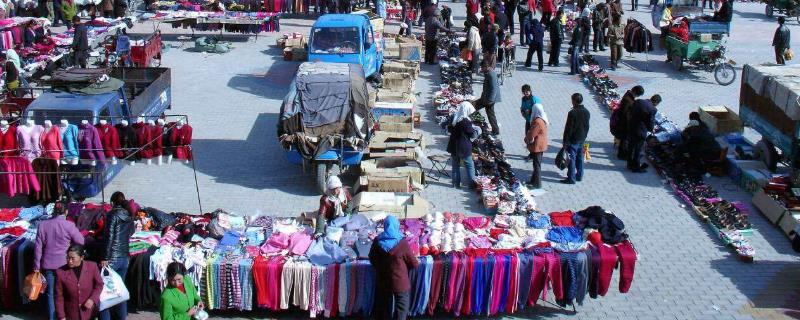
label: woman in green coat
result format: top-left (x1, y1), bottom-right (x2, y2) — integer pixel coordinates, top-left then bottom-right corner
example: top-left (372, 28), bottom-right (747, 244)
top-left (160, 262), bottom-right (205, 320)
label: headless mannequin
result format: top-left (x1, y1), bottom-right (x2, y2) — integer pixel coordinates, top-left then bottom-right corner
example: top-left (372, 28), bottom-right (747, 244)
top-left (59, 119), bottom-right (79, 165)
top-left (146, 119), bottom-right (158, 165)
top-left (120, 119), bottom-right (134, 166)
top-left (80, 120), bottom-right (96, 166)
top-left (25, 119), bottom-right (34, 127)
top-left (98, 120), bottom-right (118, 165)
top-left (1, 120), bottom-right (8, 133)
top-left (157, 119), bottom-right (172, 164)
top-left (176, 118), bottom-right (190, 164)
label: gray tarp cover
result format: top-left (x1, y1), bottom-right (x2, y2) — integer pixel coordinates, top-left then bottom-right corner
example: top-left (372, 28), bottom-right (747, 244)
top-left (744, 64), bottom-right (800, 120)
top-left (279, 62), bottom-right (370, 139)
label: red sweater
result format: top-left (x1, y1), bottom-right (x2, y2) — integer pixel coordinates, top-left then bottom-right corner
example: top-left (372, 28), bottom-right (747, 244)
top-left (0, 125), bottom-right (17, 157)
top-left (95, 123), bottom-right (122, 158)
top-left (368, 239), bottom-right (419, 293)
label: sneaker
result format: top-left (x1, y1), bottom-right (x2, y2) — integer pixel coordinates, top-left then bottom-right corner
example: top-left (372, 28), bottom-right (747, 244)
top-left (559, 179), bottom-right (576, 184)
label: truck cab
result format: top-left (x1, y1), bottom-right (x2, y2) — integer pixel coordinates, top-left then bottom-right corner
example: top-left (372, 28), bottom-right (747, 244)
top-left (308, 14), bottom-right (383, 78)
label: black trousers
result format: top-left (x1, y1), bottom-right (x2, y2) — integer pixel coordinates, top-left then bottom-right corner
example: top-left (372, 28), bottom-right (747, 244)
top-left (476, 100), bottom-right (499, 135)
top-left (375, 290), bottom-right (410, 320)
top-left (593, 27), bottom-right (605, 51)
top-left (425, 39), bottom-right (438, 64)
top-left (627, 137), bottom-right (645, 170)
top-left (506, 6), bottom-right (516, 34)
top-left (631, 0), bottom-right (638, 10)
top-left (776, 46), bottom-right (786, 65)
top-left (525, 43), bottom-right (544, 70)
top-left (548, 40), bottom-right (561, 65)
top-left (617, 136), bottom-right (629, 160)
top-left (541, 12), bottom-right (552, 26)
top-left (530, 152), bottom-right (543, 188)
top-left (74, 50), bottom-right (88, 68)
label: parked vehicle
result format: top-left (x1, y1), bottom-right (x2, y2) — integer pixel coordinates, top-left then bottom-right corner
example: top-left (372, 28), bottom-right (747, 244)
top-left (664, 21), bottom-right (736, 85)
top-left (764, 0), bottom-right (800, 21)
top-left (308, 14), bottom-right (384, 78)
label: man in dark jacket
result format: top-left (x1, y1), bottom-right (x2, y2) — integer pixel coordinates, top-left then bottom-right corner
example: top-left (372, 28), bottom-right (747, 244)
top-left (494, 6), bottom-right (509, 63)
top-left (713, 0), bottom-right (732, 22)
top-left (71, 16), bottom-right (89, 68)
top-left (517, 2), bottom-right (531, 45)
top-left (505, 0), bottom-right (518, 35)
top-left (592, 3), bottom-right (607, 51)
top-left (611, 85), bottom-right (644, 160)
top-left (100, 191), bottom-right (135, 320)
top-left (475, 61), bottom-right (502, 135)
top-left (679, 112), bottom-right (722, 164)
top-left (773, 16), bottom-right (791, 65)
top-left (424, 10), bottom-right (450, 64)
top-left (562, 93), bottom-right (591, 184)
top-left (569, 17), bottom-right (585, 75)
top-left (524, 19), bottom-right (545, 70)
top-left (626, 95), bottom-right (658, 172)
top-left (548, 10), bottom-right (564, 66)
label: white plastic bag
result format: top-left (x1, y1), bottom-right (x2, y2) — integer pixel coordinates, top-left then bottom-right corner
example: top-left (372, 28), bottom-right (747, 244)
top-left (99, 267), bottom-right (130, 311)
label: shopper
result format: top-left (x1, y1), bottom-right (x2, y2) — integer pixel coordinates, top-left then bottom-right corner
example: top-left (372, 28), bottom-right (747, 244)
top-left (713, 0), bottom-right (732, 22)
top-left (99, 191), bottom-right (135, 320)
top-left (679, 112), bottom-right (723, 165)
top-left (561, 93), bottom-right (590, 184)
top-left (525, 100), bottom-right (549, 189)
top-left (466, 18), bottom-right (482, 74)
top-left (592, 3), bottom-right (607, 52)
top-left (34, 202), bottom-right (85, 320)
top-left (3, 56), bottom-right (18, 96)
top-left (606, 13), bottom-right (625, 69)
top-left (659, 3), bottom-right (673, 48)
top-left (547, 10), bottom-right (564, 67)
top-left (610, 85), bottom-right (643, 160)
top-left (517, 1), bottom-right (531, 45)
top-left (630, 0), bottom-right (638, 11)
top-left (160, 262), bottom-right (204, 320)
top-left (447, 102), bottom-right (477, 189)
top-left (55, 245), bottom-right (103, 320)
top-left (466, 0), bottom-right (480, 20)
top-left (519, 84), bottom-right (542, 150)
top-left (626, 95), bottom-right (658, 173)
top-left (479, 7), bottom-right (496, 35)
top-left (399, 0), bottom-right (415, 36)
top-left (369, 216), bottom-right (419, 320)
top-left (773, 16), bottom-right (791, 65)
top-left (540, 0), bottom-right (555, 25)
top-left (482, 24), bottom-right (499, 68)
top-left (475, 61), bottom-right (501, 135)
top-left (71, 16), bottom-right (89, 68)
top-left (609, 0), bottom-right (624, 17)
top-left (504, 0), bottom-right (517, 35)
top-left (569, 17), bottom-right (585, 75)
top-left (315, 175), bottom-right (352, 237)
top-left (494, 8), bottom-right (509, 63)
top-left (524, 18), bottom-right (545, 70)
top-left (580, 9), bottom-right (591, 53)
top-left (424, 10), bottom-right (450, 64)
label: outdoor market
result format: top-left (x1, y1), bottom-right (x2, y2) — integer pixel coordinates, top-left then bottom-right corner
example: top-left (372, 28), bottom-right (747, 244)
top-left (0, 0), bottom-right (797, 319)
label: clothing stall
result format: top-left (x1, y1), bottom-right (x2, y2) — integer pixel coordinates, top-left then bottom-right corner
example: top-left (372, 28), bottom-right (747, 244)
top-left (142, 11), bottom-right (280, 37)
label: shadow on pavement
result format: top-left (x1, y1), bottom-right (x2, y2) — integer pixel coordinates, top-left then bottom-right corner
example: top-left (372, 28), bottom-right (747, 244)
top-left (227, 46), bottom-right (300, 101)
top-left (710, 258), bottom-right (800, 319)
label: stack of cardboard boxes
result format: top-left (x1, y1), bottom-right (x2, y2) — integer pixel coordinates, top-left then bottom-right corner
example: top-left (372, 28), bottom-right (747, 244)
top-left (277, 33), bottom-right (307, 61)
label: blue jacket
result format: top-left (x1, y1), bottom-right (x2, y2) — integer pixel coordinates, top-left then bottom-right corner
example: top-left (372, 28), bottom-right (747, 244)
top-left (520, 95), bottom-right (542, 122)
top-left (61, 124), bottom-right (79, 161)
top-left (526, 21), bottom-right (545, 46)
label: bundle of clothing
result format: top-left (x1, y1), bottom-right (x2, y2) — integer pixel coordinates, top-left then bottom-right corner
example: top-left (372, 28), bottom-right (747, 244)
top-left (623, 18), bottom-right (653, 53)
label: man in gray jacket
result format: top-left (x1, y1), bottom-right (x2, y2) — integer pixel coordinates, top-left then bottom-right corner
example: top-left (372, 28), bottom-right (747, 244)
top-left (71, 16), bottom-right (89, 68)
top-left (474, 61), bottom-right (502, 135)
top-left (773, 16), bottom-right (791, 65)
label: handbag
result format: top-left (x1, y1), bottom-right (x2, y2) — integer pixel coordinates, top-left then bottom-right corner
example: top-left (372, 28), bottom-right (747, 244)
top-left (99, 267), bottom-right (130, 311)
top-left (555, 148), bottom-right (571, 170)
top-left (23, 271), bottom-right (46, 301)
top-left (784, 48), bottom-right (794, 61)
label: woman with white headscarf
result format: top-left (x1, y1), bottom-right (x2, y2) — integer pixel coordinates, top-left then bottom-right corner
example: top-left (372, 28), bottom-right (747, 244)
top-left (447, 102), bottom-right (477, 189)
top-left (314, 175), bottom-right (351, 238)
top-left (524, 101), bottom-right (549, 189)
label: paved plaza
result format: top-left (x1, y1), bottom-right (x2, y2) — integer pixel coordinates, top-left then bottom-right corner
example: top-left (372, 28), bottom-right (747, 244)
top-left (3, 1), bottom-right (798, 319)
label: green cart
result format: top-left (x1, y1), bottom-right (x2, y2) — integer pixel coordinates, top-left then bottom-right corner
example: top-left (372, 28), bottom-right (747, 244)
top-left (764, 0), bottom-right (800, 21)
top-left (665, 34), bottom-right (737, 86)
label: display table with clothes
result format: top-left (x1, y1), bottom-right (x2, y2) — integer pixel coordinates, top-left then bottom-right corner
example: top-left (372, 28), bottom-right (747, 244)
top-left (0, 202), bottom-right (637, 317)
top-left (141, 10), bottom-right (280, 34)
top-left (576, 54), bottom-right (755, 262)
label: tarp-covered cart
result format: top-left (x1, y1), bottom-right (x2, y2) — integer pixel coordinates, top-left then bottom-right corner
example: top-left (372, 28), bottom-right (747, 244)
top-left (277, 62), bottom-right (373, 193)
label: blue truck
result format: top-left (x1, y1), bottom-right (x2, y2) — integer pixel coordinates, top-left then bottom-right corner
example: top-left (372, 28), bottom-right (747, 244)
top-left (23, 67), bottom-right (172, 198)
top-left (308, 13), bottom-right (384, 78)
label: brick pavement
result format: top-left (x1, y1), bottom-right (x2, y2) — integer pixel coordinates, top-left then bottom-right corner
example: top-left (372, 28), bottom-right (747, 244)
top-left (3, 1), bottom-right (799, 319)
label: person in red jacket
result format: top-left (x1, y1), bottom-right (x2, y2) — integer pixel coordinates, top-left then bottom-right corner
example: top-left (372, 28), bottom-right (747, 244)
top-left (55, 245), bottom-right (103, 320)
top-left (369, 216), bottom-right (419, 320)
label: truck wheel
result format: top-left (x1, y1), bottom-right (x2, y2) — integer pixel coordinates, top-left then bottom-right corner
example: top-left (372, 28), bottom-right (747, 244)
top-left (766, 4), bottom-right (774, 18)
top-left (315, 162), bottom-right (341, 194)
top-left (756, 139), bottom-right (778, 171)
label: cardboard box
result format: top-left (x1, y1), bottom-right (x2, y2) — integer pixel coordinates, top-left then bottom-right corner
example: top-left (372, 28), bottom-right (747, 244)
top-left (752, 189), bottom-right (787, 224)
top-left (378, 115), bottom-right (413, 133)
top-left (699, 105), bottom-right (743, 136)
top-left (399, 42), bottom-right (422, 61)
top-left (741, 169), bottom-right (772, 193)
top-left (283, 47), bottom-right (293, 61)
top-left (358, 174), bottom-right (412, 192)
top-left (361, 157), bottom-right (424, 185)
top-left (291, 47), bottom-right (308, 61)
top-left (285, 36), bottom-right (305, 48)
top-left (778, 211), bottom-right (800, 236)
top-left (382, 72), bottom-right (413, 92)
top-left (383, 60), bottom-right (420, 79)
top-left (373, 101), bottom-right (415, 120)
top-left (377, 89), bottom-right (416, 103)
top-left (352, 192), bottom-right (430, 219)
top-left (385, 41), bottom-right (400, 59)
top-left (276, 38), bottom-right (286, 48)
top-left (369, 131), bottom-right (424, 148)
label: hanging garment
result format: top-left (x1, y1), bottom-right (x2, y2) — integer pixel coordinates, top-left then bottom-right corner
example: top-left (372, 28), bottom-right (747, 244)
top-left (169, 123), bottom-right (193, 160)
top-left (133, 122), bottom-right (153, 159)
top-left (39, 126), bottom-right (63, 160)
top-left (517, 252), bottom-right (534, 310)
top-left (146, 124), bottom-right (164, 157)
top-left (161, 124), bottom-right (173, 157)
top-left (95, 123), bottom-right (122, 158)
top-left (529, 250), bottom-right (563, 305)
top-left (114, 123), bottom-right (138, 160)
top-left (0, 125), bottom-right (17, 157)
top-left (556, 251), bottom-right (588, 307)
top-left (615, 240), bottom-right (636, 293)
top-left (0, 157), bottom-right (40, 197)
top-left (589, 244), bottom-right (617, 298)
top-left (60, 124), bottom-right (80, 162)
top-left (77, 123), bottom-right (106, 162)
top-left (16, 124), bottom-right (43, 162)
top-left (30, 158), bottom-right (61, 203)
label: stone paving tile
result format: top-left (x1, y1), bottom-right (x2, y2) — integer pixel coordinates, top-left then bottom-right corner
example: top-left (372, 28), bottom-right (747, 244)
top-left (2, 1), bottom-right (799, 319)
